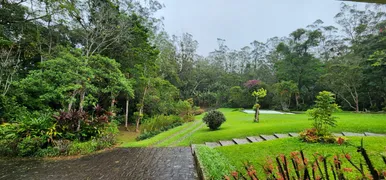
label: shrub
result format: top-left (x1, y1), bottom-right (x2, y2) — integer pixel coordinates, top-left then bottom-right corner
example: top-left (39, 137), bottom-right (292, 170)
top-left (35, 147), bottom-right (60, 157)
top-left (140, 115), bottom-right (182, 133)
top-left (299, 128), bottom-right (336, 143)
top-left (0, 139), bottom-right (16, 156)
top-left (306, 91), bottom-right (341, 135)
top-left (68, 140), bottom-right (97, 155)
top-left (203, 110), bottom-right (226, 130)
top-left (193, 107), bottom-right (205, 115)
top-left (226, 143), bottom-right (386, 180)
top-left (136, 122), bottom-right (182, 141)
top-left (52, 139), bottom-right (72, 155)
top-left (17, 136), bottom-right (44, 157)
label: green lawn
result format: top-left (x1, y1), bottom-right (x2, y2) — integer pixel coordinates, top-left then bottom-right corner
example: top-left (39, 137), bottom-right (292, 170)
top-left (120, 118), bottom-right (202, 147)
top-left (176, 108), bottom-right (386, 146)
top-left (214, 137), bottom-right (386, 179)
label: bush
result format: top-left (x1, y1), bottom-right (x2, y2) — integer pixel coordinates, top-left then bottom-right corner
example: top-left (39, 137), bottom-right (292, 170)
top-left (226, 144), bottom-right (386, 180)
top-left (140, 115), bottom-right (182, 133)
top-left (299, 128), bottom-right (336, 143)
top-left (306, 91), bottom-right (341, 135)
top-left (17, 136), bottom-right (44, 157)
top-left (35, 147), bottom-right (60, 157)
top-left (193, 107), bottom-right (205, 115)
top-left (0, 139), bottom-right (16, 156)
top-left (68, 140), bottom-right (97, 155)
top-left (203, 110), bottom-right (226, 130)
top-left (136, 122), bottom-right (182, 141)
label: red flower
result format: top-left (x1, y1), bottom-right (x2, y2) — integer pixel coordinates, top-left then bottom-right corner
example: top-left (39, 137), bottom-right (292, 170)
top-left (337, 137), bottom-right (345, 145)
top-left (231, 171), bottom-right (238, 177)
top-left (345, 153), bottom-right (351, 160)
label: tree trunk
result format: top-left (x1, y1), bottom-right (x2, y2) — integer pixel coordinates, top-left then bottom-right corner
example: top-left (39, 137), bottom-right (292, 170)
top-left (295, 94), bottom-right (300, 109)
top-left (254, 106), bottom-right (259, 123)
top-left (125, 99), bottom-right (129, 130)
top-left (135, 81), bottom-right (149, 132)
top-left (77, 90), bottom-right (85, 132)
top-left (68, 90), bottom-right (77, 111)
top-left (110, 97), bottom-right (115, 114)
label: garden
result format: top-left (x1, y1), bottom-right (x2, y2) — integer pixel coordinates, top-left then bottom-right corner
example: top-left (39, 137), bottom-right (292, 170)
top-left (1, 0), bottom-right (386, 179)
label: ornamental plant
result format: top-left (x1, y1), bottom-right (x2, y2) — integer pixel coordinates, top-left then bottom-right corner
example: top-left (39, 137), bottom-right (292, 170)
top-left (306, 91), bottom-right (341, 135)
top-left (226, 139), bottom-right (386, 180)
top-left (203, 110), bottom-right (226, 130)
top-left (252, 88), bottom-right (267, 123)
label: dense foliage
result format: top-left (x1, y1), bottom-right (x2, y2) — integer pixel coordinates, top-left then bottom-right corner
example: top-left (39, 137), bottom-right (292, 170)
top-left (1, 0), bottom-right (386, 156)
top-left (203, 110), bottom-right (226, 130)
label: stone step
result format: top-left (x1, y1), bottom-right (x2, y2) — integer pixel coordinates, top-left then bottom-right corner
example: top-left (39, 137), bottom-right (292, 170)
top-left (288, 133), bottom-right (299, 137)
top-left (205, 142), bottom-right (220, 148)
top-left (260, 135), bottom-right (277, 141)
top-left (246, 136), bottom-right (264, 143)
top-left (332, 132), bottom-right (344, 137)
top-left (274, 133), bottom-right (290, 138)
top-left (219, 140), bottom-right (236, 146)
top-left (232, 138), bottom-right (250, 145)
top-left (364, 132), bottom-right (386, 137)
top-left (342, 132), bottom-right (365, 136)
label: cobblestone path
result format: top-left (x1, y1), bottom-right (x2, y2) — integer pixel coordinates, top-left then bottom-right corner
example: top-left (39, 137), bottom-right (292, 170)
top-left (0, 147), bottom-right (198, 180)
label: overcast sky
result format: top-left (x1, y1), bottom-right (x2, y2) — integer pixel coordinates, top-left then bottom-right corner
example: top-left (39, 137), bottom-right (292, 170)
top-left (155, 0), bottom-right (368, 56)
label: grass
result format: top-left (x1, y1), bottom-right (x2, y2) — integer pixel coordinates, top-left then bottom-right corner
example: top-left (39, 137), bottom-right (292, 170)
top-left (214, 137), bottom-right (386, 178)
top-left (195, 145), bottom-right (234, 179)
top-left (177, 108), bottom-right (386, 146)
top-left (120, 119), bottom-right (201, 147)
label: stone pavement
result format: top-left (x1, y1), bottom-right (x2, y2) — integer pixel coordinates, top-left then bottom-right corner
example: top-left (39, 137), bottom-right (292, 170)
top-left (195, 132), bottom-right (386, 149)
top-left (0, 147), bottom-right (198, 180)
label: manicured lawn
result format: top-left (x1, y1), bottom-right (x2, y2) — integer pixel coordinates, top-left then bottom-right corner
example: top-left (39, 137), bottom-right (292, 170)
top-left (120, 119), bottom-right (201, 147)
top-left (177, 108), bottom-right (386, 145)
top-left (214, 137), bottom-right (386, 178)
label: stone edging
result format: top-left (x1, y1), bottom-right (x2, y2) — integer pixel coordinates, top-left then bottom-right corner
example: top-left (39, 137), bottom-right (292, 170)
top-left (195, 132), bottom-right (386, 148)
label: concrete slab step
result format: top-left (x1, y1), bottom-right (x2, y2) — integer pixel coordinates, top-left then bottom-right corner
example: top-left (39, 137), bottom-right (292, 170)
top-left (274, 133), bottom-right (290, 138)
top-left (288, 133), bottom-right (299, 137)
top-left (260, 135), bottom-right (277, 141)
top-left (219, 140), bottom-right (236, 146)
top-left (342, 132), bottom-right (365, 136)
top-left (364, 132), bottom-right (386, 137)
top-left (246, 136), bottom-right (264, 143)
top-left (232, 138), bottom-right (250, 145)
top-left (205, 142), bottom-right (220, 148)
top-left (332, 133), bottom-right (344, 137)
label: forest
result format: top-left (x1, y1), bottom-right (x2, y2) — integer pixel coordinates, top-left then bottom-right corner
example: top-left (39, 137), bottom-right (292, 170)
top-left (0, 0), bottom-right (386, 157)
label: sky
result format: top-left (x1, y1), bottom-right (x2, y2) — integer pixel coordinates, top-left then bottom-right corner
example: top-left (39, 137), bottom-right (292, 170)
top-left (155, 0), bottom-right (367, 56)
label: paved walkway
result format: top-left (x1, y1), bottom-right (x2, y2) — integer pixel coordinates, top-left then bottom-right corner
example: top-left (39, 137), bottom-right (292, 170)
top-left (0, 147), bottom-right (198, 180)
top-left (194, 132), bottom-right (386, 149)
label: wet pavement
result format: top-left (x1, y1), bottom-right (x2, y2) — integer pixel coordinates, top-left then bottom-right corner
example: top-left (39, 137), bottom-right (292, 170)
top-left (0, 147), bottom-right (198, 180)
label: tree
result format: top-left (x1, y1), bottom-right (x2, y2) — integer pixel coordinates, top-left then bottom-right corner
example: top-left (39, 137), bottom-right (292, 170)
top-left (306, 91), bottom-right (341, 134)
top-left (322, 54), bottom-right (363, 112)
top-left (273, 81), bottom-right (298, 111)
top-left (252, 88), bottom-right (267, 123)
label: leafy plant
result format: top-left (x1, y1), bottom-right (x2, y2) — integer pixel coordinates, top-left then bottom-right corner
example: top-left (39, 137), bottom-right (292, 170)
top-left (226, 140), bottom-right (386, 180)
top-left (252, 88), bottom-right (267, 123)
top-left (299, 128), bottom-right (337, 143)
top-left (203, 110), bottom-right (226, 130)
top-left (306, 91), bottom-right (341, 135)
top-left (137, 121), bottom-right (182, 141)
top-left (16, 136), bottom-right (44, 157)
